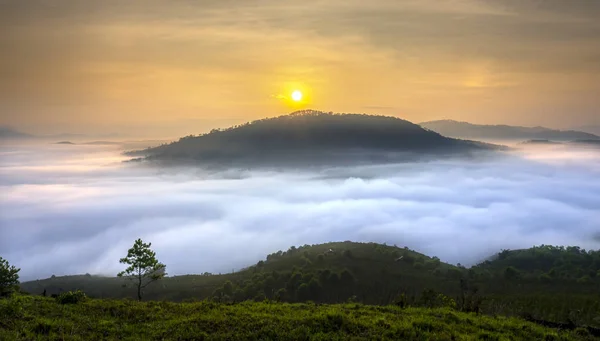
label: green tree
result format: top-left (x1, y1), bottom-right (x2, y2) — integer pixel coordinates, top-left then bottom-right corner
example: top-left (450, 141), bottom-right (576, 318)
top-left (0, 257), bottom-right (20, 297)
top-left (117, 239), bottom-right (166, 301)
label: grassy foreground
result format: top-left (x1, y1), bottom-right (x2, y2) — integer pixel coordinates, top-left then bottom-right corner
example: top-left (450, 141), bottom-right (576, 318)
top-left (1, 295), bottom-right (597, 341)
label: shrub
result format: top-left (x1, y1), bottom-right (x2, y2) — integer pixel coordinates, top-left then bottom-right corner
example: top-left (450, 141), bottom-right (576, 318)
top-left (56, 290), bottom-right (88, 304)
top-left (0, 296), bottom-right (24, 318)
top-left (0, 257), bottom-right (20, 297)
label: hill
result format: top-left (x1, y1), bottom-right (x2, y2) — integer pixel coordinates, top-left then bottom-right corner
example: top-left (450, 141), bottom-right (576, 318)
top-left (420, 120), bottom-right (600, 141)
top-left (520, 139), bottom-right (563, 146)
top-left (0, 126), bottom-right (33, 139)
top-left (126, 111), bottom-right (500, 167)
top-left (20, 242), bottom-right (600, 327)
top-left (5, 296), bottom-right (597, 341)
top-left (574, 125), bottom-right (600, 136)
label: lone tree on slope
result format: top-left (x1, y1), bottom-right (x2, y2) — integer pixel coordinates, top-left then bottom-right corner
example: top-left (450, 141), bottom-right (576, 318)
top-left (0, 256), bottom-right (20, 297)
top-left (118, 239), bottom-right (166, 301)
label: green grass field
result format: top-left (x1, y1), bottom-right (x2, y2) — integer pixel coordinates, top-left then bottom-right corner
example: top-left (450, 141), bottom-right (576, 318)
top-left (2, 294), bottom-right (598, 341)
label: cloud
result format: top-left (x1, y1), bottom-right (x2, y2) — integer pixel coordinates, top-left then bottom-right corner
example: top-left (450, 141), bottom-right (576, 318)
top-left (1, 143), bottom-right (599, 281)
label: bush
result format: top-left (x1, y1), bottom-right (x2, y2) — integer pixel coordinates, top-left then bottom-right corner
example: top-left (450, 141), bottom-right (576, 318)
top-left (0, 257), bottom-right (20, 297)
top-left (0, 296), bottom-right (24, 318)
top-left (56, 290), bottom-right (88, 304)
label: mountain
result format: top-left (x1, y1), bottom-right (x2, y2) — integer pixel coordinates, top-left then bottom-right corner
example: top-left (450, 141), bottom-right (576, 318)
top-left (0, 126), bottom-right (33, 139)
top-left (420, 120), bottom-right (600, 141)
top-left (127, 111), bottom-right (500, 166)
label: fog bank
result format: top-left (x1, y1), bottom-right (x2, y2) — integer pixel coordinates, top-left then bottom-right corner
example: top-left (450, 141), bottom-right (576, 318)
top-left (1, 143), bottom-right (599, 281)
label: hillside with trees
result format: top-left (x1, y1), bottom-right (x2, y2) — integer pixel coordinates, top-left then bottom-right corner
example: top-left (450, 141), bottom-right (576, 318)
top-left (17, 242), bottom-right (600, 329)
top-left (126, 111), bottom-right (500, 167)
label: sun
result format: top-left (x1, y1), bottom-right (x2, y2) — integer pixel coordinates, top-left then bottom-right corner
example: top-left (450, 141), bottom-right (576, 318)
top-left (291, 90), bottom-right (303, 102)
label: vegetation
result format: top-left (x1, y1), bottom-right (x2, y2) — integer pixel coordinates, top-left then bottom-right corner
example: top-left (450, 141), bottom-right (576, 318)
top-left (126, 111), bottom-right (499, 166)
top-left (2, 294), bottom-right (598, 340)
top-left (117, 239), bottom-right (166, 301)
top-left (20, 242), bottom-right (600, 330)
top-left (0, 256), bottom-right (20, 297)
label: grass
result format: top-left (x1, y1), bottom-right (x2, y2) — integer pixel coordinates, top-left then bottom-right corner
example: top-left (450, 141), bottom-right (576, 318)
top-left (1, 295), bottom-right (598, 340)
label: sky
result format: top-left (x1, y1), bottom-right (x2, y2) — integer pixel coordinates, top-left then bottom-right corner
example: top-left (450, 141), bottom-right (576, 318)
top-left (1, 0), bottom-right (599, 136)
top-left (1, 143), bottom-right (599, 281)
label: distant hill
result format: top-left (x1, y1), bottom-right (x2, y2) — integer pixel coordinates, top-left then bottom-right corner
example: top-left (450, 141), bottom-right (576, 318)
top-left (573, 125), bottom-right (600, 136)
top-left (420, 120), bottom-right (600, 141)
top-left (0, 126), bottom-right (33, 139)
top-left (127, 111), bottom-right (500, 166)
top-left (519, 139), bottom-right (563, 146)
top-left (54, 141), bottom-right (76, 145)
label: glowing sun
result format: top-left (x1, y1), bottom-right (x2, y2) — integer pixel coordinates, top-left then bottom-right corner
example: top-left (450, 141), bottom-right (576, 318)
top-left (291, 90), bottom-right (303, 102)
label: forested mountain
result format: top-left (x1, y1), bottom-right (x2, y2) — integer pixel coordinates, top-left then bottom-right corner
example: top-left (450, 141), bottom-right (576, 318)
top-left (126, 111), bottom-right (499, 166)
top-left (420, 120), bottom-right (600, 141)
top-left (20, 242), bottom-right (600, 327)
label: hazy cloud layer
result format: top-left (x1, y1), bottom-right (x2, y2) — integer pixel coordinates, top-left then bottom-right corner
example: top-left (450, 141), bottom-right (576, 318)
top-left (1, 144), bottom-right (599, 281)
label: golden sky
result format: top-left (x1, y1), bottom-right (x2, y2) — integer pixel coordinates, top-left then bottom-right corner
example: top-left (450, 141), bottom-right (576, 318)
top-left (1, 0), bottom-right (599, 136)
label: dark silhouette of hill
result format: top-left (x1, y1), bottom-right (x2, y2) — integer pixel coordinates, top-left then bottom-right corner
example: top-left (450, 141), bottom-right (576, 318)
top-left (573, 125), bottom-right (600, 136)
top-left (420, 120), bottom-right (600, 141)
top-left (127, 111), bottom-right (500, 166)
top-left (19, 242), bottom-right (600, 327)
top-left (54, 141), bottom-right (76, 145)
top-left (0, 126), bottom-right (33, 139)
top-left (519, 139), bottom-right (563, 145)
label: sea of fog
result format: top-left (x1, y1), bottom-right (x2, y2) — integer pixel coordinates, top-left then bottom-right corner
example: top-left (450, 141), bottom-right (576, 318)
top-left (1, 143), bottom-right (599, 281)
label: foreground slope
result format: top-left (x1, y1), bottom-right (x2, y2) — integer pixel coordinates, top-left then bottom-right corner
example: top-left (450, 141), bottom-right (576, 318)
top-left (127, 111), bottom-right (498, 166)
top-left (420, 120), bottom-right (600, 141)
top-left (1, 295), bottom-right (596, 340)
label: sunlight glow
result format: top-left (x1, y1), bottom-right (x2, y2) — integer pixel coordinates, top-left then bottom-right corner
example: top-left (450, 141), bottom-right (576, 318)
top-left (291, 90), bottom-right (303, 102)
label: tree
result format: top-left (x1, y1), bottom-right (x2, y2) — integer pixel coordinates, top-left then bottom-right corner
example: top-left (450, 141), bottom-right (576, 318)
top-left (0, 257), bottom-right (20, 297)
top-left (117, 239), bottom-right (166, 301)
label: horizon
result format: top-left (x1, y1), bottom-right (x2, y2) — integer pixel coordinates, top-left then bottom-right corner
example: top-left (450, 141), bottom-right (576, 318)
top-left (2, 109), bottom-right (600, 139)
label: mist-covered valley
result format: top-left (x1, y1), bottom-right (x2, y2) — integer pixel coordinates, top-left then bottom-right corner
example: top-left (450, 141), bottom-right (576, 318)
top-left (1, 141), bottom-right (599, 282)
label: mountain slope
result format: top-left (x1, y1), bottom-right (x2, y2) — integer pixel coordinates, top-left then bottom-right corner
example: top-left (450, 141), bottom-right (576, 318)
top-left (420, 120), bottom-right (600, 141)
top-left (127, 111), bottom-right (500, 166)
